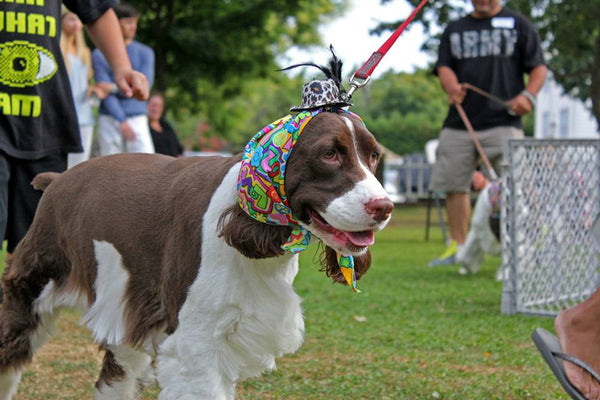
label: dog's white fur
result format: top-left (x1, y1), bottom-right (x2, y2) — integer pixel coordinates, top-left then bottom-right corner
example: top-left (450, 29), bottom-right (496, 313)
top-left (456, 183), bottom-right (501, 274)
top-left (2, 163), bottom-right (305, 400)
top-left (326, 119), bottom-right (385, 231)
top-left (0, 112), bottom-right (392, 399)
top-left (156, 162), bottom-right (305, 399)
top-left (82, 240), bottom-right (131, 344)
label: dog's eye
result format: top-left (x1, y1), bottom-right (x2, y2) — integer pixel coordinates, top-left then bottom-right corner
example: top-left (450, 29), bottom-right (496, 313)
top-left (370, 152), bottom-right (380, 162)
top-left (323, 150), bottom-right (336, 160)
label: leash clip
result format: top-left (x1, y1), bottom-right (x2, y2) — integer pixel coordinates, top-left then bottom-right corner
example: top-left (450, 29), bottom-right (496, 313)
top-left (347, 75), bottom-right (371, 99)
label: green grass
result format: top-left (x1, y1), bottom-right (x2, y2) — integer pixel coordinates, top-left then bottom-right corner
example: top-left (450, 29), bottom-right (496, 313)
top-left (1, 206), bottom-right (568, 399)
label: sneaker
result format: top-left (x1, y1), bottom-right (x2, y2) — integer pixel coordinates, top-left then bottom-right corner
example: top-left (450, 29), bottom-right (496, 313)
top-left (428, 241), bottom-right (458, 267)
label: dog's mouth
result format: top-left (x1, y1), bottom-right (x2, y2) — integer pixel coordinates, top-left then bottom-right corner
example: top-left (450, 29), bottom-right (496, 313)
top-left (307, 209), bottom-right (374, 250)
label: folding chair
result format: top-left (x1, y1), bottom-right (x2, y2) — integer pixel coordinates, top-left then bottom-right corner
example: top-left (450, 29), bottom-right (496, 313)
top-left (424, 139), bottom-right (448, 242)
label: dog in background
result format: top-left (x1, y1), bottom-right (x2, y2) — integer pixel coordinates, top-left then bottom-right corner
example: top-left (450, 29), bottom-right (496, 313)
top-left (456, 172), bottom-right (502, 277)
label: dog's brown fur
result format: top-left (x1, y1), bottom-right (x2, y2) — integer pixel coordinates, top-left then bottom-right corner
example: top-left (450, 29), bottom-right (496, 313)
top-left (0, 112), bottom-right (389, 397)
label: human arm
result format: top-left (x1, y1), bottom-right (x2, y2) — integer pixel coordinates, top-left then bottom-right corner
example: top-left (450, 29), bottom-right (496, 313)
top-left (87, 82), bottom-right (116, 100)
top-left (84, 9), bottom-right (148, 100)
top-left (437, 66), bottom-right (467, 105)
top-left (507, 65), bottom-right (548, 116)
top-left (92, 49), bottom-right (127, 122)
top-left (138, 46), bottom-right (155, 91)
top-left (507, 16), bottom-right (548, 116)
top-left (91, 50), bottom-right (135, 141)
top-left (434, 24), bottom-right (466, 106)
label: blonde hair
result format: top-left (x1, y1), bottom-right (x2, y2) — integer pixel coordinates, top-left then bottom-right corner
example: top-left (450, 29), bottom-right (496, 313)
top-left (60, 7), bottom-right (92, 79)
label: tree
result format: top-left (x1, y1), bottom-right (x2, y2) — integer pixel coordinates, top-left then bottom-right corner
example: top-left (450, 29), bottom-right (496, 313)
top-left (522, 0), bottom-right (600, 127)
top-left (126, 0), bottom-right (347, 102)
top-left (120, 1), bottom-right (348, 141)
top-left (379, 0), bottom-right (600, 128)
top-left (351, 69), bottom-right (448, 155)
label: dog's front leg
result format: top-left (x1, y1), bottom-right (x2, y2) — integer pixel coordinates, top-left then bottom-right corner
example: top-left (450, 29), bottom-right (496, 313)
top-left (156, 306), bottom-right (243, 400)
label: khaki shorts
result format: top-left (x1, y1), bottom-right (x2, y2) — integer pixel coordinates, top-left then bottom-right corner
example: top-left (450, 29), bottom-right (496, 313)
top-left (429, 126), bottom-right (524, 193)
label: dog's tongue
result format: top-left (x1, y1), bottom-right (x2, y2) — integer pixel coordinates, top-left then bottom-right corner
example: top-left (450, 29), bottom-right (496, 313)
top-left (343, 230), bottom-right (375, 247)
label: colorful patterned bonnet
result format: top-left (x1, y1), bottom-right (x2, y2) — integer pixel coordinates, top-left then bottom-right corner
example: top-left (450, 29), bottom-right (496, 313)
top-left (237, 109), bottom-right (361, 293)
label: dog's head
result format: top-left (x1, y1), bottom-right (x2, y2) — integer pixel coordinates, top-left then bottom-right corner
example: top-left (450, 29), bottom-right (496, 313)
top-left (285, 111), bottom-right (391, 254)
top-left (220, 46), bottom-right (391, 286)
top-left (219, 110), bottom-right (392, 285)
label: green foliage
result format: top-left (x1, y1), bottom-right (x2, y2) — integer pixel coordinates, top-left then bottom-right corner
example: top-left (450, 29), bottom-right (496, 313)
top-left (517, 0), bottom-right (600, 124)
top-left (167, 66), bottom-right (450, 155)
top-left (127, 0), bottom-right (347, 100)
top-left (121, 0), bottom-right (350, 145)
top-left (353, 69), bottom-right (447, 154)
top-left (166, 72), bottom-right (306, 152)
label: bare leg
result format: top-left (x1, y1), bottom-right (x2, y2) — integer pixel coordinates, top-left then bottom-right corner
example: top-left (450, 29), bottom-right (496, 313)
top-left (446, 192), bottom-right (470, 245)
top-left (555, 288), bottom-right (600, 399)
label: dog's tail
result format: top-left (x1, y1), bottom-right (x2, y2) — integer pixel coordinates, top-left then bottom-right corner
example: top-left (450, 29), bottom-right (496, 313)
top-left (32, 172), bottom-right (60, 191)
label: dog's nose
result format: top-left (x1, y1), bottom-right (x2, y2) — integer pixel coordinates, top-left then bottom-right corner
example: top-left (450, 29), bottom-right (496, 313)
top-left (365, 198), bottom-right (394, 222)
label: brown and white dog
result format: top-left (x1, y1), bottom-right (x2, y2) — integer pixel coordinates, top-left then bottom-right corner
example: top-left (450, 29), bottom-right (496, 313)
top-left (0, 111), bottom-right (392, 399)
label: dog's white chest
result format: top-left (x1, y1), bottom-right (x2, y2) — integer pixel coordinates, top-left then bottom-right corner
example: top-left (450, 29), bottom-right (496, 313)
top-left (155, 164), bottom-right (305, 399)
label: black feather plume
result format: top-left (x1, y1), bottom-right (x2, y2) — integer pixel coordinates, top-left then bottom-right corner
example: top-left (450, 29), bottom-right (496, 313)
top-left (279, 45), bottom-right (345, 90)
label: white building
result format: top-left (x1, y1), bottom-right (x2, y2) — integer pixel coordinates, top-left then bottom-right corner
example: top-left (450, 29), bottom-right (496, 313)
top-left (535, 73), bottom-right (599, 139)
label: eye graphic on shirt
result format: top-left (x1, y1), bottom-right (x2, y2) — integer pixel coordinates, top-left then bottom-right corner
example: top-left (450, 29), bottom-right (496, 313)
top-left (0, 41), bottom-right (57, 88)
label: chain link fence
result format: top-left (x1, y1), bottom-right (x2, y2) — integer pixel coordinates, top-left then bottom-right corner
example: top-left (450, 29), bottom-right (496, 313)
top-left (501, 139), bottom-right (600, 316)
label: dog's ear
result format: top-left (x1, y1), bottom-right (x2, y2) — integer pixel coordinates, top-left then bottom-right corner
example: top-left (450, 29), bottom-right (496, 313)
top-left (320, 246), bottom-right (371, 285)
top-left (218, 205), bottom-right (292, 259)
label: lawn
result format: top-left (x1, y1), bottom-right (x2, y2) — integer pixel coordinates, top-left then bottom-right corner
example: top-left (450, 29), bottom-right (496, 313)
top-left (1, 206), bottom-right (567, 399)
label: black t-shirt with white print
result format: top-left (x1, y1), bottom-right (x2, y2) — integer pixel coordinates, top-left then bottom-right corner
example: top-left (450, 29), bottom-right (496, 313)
top-left (435, 8), bottom-right (546, 131)
top-left (0, 0), bottom-right (115, 160)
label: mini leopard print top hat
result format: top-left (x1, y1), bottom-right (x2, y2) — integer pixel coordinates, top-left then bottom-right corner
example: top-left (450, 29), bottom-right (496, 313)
top-left (290, 78), bottom-right (352, 112)
top-left (281, 45), bottom-right (353, 112)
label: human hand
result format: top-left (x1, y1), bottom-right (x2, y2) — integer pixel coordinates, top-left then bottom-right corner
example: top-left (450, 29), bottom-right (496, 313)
top-left (87, 82), bottom-right (114, 100)
top-left (120, 121), bottom-right (136, 141)
top-left (507, 93), bottom-right (533, 116)
top-left (113, 68), bottom-right (149, 100)
top-left (447, 83), bottom-right (467, 105)
top-left (471, 171), bottom-right (488, 191)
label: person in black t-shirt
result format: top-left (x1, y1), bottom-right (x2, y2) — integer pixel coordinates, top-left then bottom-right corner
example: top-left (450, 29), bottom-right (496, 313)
top-left (148, 93), bottom-right (183, 157)
top-left (0, 1), bottom-right (149, 259)
top-left (427, 0), bottom-right (547, 267)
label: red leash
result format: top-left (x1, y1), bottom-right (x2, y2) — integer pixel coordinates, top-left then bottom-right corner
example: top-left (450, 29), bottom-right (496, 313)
top-left (347, 0), bottom-right (429, 98)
